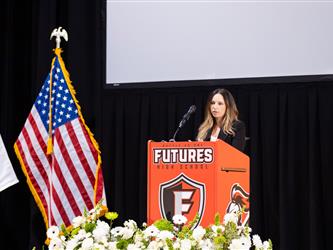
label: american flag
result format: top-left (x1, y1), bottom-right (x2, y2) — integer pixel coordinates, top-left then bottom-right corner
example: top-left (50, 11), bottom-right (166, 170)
top-left (14, 49), bottom-right (105, 228)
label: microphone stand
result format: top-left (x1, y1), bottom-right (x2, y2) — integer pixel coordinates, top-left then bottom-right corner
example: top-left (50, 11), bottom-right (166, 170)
top-left (170, 105), bottom-right (196, 142)
top-left (170, 127), bottom-right (180, 142)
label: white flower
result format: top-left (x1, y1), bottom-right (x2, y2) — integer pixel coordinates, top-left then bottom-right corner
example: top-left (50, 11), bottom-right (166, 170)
top-left (229, 236), bottom-right (251, 250)
top-left (252, 234), bottom-right (263, 248)
top-left (89, 207), bottom-right (101, 220)
top-left (48, 238), bottom-right (63, 250)
top-left (192, 226), bottom-right (206, 241)
top-left (47, 226), bottom-right (60, 239)
top-left (143, 225), bottom-right (160, 238)
top-left (198, 239), bottom-right (213, 250)
top-left (157, 230), bottom-right (174, 240)
top-left (127, 243), bottom-right (142, 250)
top-left (262, 241), bottom-right (270, 250)
top-left (76, 229), bottom-right (88, 240)
top-left (180, 239), bottom-right (192, 250)
top-left (111, 226), bottom-right (124, 237)
top-left (81, 237), bottom-right (94, 250)
top-left (93, 243), bottom-right (106, 250)
top-left (223, 212), bottom-right (239, 225)
top-left (172, 214), bottom-right (187, 225)
top-left (122, 227), bottom-right (135, 240)
top-left (89, 207), bottom-right (96, 214)
top-left (65, 238), bottom-right (79, 250)
top-left (96, 220), bottom-right (110, 232)
top-left (173, 239), bottom-right (181, 249)
top-left (134, 241), bottom-right (145, 249)
top-left (134, 232), bottom-right (144, 243)
top-left (81, 238), bottom-right (94, 250)
top-left (147, 240), bottom-right (160, 250)
top-left (84, 232), bottom-right (92, 238)
top-left (107, 241), bottom-right (118, 250)
top-left (124, 219), bottom-right (137, 230)
top-left (72, 215), bottom-right (86, 228)
top-left (93, 232), bottom-right (107, 243)
top-left (211, 225), bottom-right (225, 236)
top-left (93, 220), bottom-right (110, 241)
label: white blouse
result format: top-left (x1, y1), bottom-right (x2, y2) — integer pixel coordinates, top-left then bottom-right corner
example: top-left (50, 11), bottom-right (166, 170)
top-left (210, 135), bottom-right (218, 142)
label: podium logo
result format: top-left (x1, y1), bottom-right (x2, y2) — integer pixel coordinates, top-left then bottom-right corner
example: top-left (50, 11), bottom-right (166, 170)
top-left (159, 174), bottom-right (205, 228)
top-left (153, 148), bottom-right (213, 164)
top-left (226, 183), bottom-right (250, 226)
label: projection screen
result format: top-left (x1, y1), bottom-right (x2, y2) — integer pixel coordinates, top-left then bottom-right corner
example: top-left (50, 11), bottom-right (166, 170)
top-left (106, 1), bottom-right (333, 85)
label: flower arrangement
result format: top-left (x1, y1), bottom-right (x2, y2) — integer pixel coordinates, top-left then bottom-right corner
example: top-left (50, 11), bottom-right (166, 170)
top-left (45, 202), bottom-right (272, 250)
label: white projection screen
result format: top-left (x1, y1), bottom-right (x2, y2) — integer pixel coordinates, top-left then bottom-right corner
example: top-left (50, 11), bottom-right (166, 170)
top-left (106, 1), bottom-right (333, 85)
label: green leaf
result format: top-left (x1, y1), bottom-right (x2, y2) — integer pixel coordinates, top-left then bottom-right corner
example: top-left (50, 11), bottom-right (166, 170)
top-left (214, 213), bottom-right (221, 225)
top-left (116, 239), bottom-right (129, 249)
top-left (60, 223), bottom-right (69, 237)
top-left (154, 219), bottom-right (174, 231)
top-left (84, 222), bottom-right (96, 232)
top-left (213, 235), bottom-right (226, 246)
top-left (166, 238), bottom-right (174, 250)
top-left (71, 227), bottom-right (80, 236)
top-left (187, 213), bottom-right (200, 229)
top-left (83, 207), bottom-right (88, 217)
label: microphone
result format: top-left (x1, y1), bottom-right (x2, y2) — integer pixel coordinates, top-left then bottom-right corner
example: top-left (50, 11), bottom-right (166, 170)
top-left (178, 105), bottom-right (196, 129)
top-left (170, 105), bottom-right (196, 141)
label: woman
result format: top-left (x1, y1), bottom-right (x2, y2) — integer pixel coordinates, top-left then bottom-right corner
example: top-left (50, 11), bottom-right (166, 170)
top-left (197, 88), bottom-right (246, 152)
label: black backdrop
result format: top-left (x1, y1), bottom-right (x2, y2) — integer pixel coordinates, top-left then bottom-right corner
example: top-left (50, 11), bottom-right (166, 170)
top-left (1, 1), bottom-right (333, 249)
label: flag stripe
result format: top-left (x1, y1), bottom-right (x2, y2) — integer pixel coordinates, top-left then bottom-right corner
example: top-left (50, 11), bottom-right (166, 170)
top-left (78, 120), bottom-right (98, 164)
top-left (28, 115), bottom-right (50, 164)
top-left (50, 210), bottom-right (57, 226)
top-left (49, 156), bottom-right (77, 221)
top-left (54, 128), bottom-right (93, 209)
top-left (22, 120), bottom-right (50, 187)
top-left (15, 140), bottom-right (48, 212)
top-left (65, 122), bottom-right (96, 188)
top-left (50, 182), bottom-right (71, 226)
top-left (95, 168), bottom-right (105, 203)
top-left (21, 127), bottom-right (50, 193)
top-left (28, 111), bottom-right (52, 165)
top-left (66, 121), bottom-right (96, 186)
top-left (47, 187), bottom-right (62, 227)
top-left (17, 131), bottom-right (50, 202)
top-left (77, 119), bottom-right (105, 203)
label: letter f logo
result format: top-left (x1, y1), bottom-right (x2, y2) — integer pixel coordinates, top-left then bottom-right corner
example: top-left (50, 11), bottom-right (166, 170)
top-left (159, 174), bottom-right (206, 228)
top-left (173, 190), bottom-right (195, 215)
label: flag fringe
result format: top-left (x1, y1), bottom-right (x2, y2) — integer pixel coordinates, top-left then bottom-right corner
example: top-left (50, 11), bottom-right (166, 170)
top-left (14, 143), bottom-right (49, 228)
top-left (54, 48), bottom-right (103, 206)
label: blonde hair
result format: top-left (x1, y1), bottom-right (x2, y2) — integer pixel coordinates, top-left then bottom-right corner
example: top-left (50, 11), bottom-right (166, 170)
top-left (197, 89), bottom-right (239, 140)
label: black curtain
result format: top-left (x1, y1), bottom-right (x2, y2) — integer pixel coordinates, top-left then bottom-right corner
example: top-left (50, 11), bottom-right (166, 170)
top-left (1, 1), bottom-right (333, 250)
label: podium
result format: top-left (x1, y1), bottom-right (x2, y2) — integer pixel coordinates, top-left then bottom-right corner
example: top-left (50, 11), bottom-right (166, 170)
top-left (147, 140), bottom-right (250, 228)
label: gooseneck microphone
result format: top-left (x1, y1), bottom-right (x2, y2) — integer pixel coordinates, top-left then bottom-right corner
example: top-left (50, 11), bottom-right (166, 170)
top-left (178, 105), bottom-right (196, 129)
top-left (171, 105), bottom-right (196, 141)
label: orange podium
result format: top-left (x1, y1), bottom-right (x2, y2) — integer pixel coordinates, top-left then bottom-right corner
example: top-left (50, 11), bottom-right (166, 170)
top-left (147, 140), bottom-right (250, 228)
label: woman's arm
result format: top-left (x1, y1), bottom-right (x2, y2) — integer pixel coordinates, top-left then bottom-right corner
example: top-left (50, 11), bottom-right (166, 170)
top-left (232, 121), bottom-right (246, 152)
